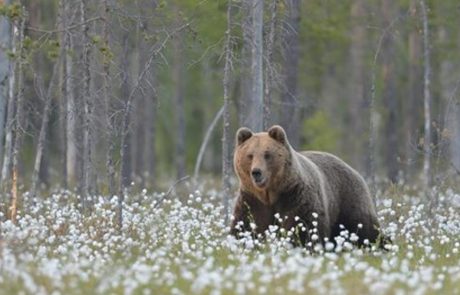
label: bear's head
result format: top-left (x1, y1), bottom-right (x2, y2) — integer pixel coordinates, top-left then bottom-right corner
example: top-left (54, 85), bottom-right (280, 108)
top-left (234, 125), bottom-right (292, 205)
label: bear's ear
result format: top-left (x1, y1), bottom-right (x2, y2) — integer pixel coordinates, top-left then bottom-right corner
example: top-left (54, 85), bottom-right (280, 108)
top-left (268, 125), bottom-right (289, 146)
top-left (236, 127), bottom-right (253, 146)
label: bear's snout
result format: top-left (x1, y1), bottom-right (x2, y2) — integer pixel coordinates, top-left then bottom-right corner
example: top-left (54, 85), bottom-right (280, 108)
top-left (251, 168), bottom-right (265, 186)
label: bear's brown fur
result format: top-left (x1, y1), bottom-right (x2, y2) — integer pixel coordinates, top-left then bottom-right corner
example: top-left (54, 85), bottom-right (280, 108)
top-left (230, 125), bottom-right (386, 248)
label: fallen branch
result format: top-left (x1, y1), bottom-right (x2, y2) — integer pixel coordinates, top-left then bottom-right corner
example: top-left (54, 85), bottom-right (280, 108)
top-left (194, 105), bottom-right (224, 180)
top-left (153, 175), bottom-right (190, 209)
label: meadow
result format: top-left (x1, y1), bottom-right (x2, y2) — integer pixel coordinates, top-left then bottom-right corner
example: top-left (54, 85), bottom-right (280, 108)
top-left (0, 182), bottom-right (459, 295)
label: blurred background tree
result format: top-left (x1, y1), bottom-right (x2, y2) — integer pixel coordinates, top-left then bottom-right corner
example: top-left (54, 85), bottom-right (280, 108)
top-left (0, 0), bottom-right (459, 208)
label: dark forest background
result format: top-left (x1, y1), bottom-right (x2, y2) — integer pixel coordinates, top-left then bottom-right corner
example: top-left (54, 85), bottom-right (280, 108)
top-left (0, 0), bottom-right (459, 208)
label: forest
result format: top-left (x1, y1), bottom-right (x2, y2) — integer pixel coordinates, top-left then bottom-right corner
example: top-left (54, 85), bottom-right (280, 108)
top-left (0, 0), bottom-right (459, 294)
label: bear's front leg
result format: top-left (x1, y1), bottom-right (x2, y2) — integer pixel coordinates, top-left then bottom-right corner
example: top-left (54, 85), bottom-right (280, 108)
top-left (230, 191), bottom-right (273, 237)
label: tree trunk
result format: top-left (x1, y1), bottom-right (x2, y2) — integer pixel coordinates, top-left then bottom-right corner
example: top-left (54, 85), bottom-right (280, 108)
top-left (172, 13), bottom-right (186, 179)
top-left (238, 0), bottom-right (252, 126)
top-left (0, 0), bottom-right (11, 177)
top-left (10, 14), bottom-right (26, 223)
top-left (450, 102), bottom-right (460, 171)
top-left (80, 0), bottom-right (95, 208)
top-left (101, 0), bottom-right (116, 196)
top-left (246, 0), bottom-right (264, 132)
top-left (1, 10), bottom-right (17, 188)
top-left (420, 0), bottom-right (431, 188)
top-left (65, 19), bottom-right (77, 189)
top-left (222, 0), bottom-right (234, 224)
top-left (281, 0), bottom-right (300, 146)
top-left (117, 23), bottom-right (164, 226)
top-left (348, 0), bottom-right (366, 172)
top-left (382, 0), bottom-right (398, 183)
top-left (144, 91), bottom-right (157, 188)
top-left (59, 34), bottom-right (68, 189)
top-left (30, 58), bottom-right (62, 199)
top-left (445, 29), bottom-right (460, 172)
top-left (405, 0), bottom-right (422, 180)
top-left (120, 34), bottom-right (132, 192)
top-left (263, 0), bottom-right (277, 130)
top-left (134, 23), bottom-right (148, 187)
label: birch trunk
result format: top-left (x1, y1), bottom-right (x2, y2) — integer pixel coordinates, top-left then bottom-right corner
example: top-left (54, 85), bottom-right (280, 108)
top-left (222, 0), bottom-right (233, 223)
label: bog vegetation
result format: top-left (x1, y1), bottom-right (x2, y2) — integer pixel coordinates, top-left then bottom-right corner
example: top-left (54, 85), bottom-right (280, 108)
top-left (0, 0), bottom-right (460, 294)
top-left (1, 183), bottom-right (460, 294)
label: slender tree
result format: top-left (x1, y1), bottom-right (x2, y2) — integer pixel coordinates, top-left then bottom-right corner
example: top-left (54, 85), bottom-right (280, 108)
top-left (30, 1), bottom-right (67, 199)
top-left (101, 0), bottom-right (116, 196)
top-left (245, 0), bottom-right (264, 132)
top-left (263, 0), bottom-right (277, 130)
top-left (64, 3), bottom-right (77, 188)
top-left (1, 5), bottom-right (17, 188)
top-left (30, 58), bottom-right (62, 200)
top-left (0, 0), bottom-right (11, 176)
top-left (222, 0), bottom-right (234, 223)
top-left (405, 0), bottom-right (422, 179)
top-left (80, 0), bottom-right (95, 209)
top-left (238, 0), bottom-right (252, 126)
top-left (348, 0), bottom-right (366, 171)
top-left (9, 11), bottom-right (26, 223)
top-left (420, 0), bottom-right (431, 188)
top-left (281, 0), bottom-right (300, 146)
top-left (173, 5), bottom-right (186, 179)
top-left (382, 0), bottom-right (398, 183)
top-left (58, 0), bottom-right (68, 189)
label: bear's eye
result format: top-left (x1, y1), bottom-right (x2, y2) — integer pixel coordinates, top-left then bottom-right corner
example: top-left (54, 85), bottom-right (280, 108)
top-left (264, 152), bottom-right (271, 160)
top-left (247, 154), bottom-right (253, 160)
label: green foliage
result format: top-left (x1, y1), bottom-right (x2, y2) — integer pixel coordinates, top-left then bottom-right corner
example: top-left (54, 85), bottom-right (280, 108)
top-left (302, 111), bottom-right (339, 153)
top-left (0, 2), bottom-right (22, 20)
top-left (44, 39), bottom-right (60, 60)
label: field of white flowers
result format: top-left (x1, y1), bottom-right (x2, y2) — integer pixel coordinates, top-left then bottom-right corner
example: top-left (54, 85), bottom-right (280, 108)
top-left (1, 183), bottom-right (460, 295)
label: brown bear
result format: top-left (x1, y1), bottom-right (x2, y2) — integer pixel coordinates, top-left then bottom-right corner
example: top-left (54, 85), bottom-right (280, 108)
top-left (230, 125), bottom-right (387, 248)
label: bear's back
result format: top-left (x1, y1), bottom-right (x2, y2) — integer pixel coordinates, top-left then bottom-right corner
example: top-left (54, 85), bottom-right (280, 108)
top-left (299, 151), bottom-right (370, 203)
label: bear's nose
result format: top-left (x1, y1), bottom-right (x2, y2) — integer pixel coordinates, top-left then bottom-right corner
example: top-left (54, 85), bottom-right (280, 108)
top-left (251, 168), bottom-right (262, 181)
